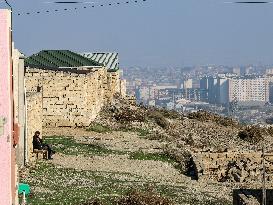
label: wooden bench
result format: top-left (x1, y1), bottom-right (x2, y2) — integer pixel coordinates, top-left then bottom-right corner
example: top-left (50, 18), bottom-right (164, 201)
top-left (33, 149), bottom-right (48, 160)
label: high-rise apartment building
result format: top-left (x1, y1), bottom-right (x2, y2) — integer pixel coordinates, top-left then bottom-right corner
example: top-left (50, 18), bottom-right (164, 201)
top-left (182, 79), bottom-right (193, 89)
top-left (228, 77), bottom-right (269, 103)
top-left (201, 74), bottom-right (270, 106)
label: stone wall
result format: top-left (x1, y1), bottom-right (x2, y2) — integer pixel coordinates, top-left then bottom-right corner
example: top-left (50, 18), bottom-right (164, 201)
top-left (193, 150), bottom-right (273, 183)
top-left (25, 66), bottom-right (125, 128)
top-left (26, 92), bottom-right (43, 162)
top-left (120, 79), bottom-right (127, 97)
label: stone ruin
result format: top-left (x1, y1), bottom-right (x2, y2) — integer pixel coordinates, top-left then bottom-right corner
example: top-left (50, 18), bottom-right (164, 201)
top-left (191, 150), bottom-right (273, 183)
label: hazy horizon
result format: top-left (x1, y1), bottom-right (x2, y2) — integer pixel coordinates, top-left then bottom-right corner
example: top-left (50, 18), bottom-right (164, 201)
top-left (4, 0), bottom-right (273, 67)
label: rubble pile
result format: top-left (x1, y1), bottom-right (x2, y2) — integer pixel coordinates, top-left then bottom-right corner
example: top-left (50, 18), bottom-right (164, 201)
top-left (92, 98), bottom-right (170, 135)
top-left (113, 106), bottom-right (147, 123)
top-left (224, 159), bottom-right (263, 183)
top-left (92, 98), bottom-right (273, 184)
top-left (167, 119), bottom-right (240, 150)
top-left (96, 98), bottom-right (241, 150)
top-left (187, 111), bottom-right (239, 127)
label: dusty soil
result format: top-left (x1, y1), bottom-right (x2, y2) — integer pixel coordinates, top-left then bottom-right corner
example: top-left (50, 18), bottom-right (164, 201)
top-left (52, 154), bottom-right (184, 185)
top-left (44, 128), bottom-right (164, 152)
top-left (43, 127), bottom-right (233, 204)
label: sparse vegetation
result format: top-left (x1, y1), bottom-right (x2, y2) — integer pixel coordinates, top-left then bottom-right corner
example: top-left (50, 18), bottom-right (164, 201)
top-left (117, 189), bottom-right (173, 205)
top-left (21, 131), bottom-right (231, 205)
top-left (135, 128), bottom-right (150, 136)
top-left (22, 99), bottom-right (244, 205)
top-left (87, 123), bottom-right (112, 133)
top-left (113, 107), bottom-right (147, 122)
top-left (238, 126), bottom-right (264, 143)
top-left (188, 111), bottom-right (238, 127)
top-left (163, 146), bottom-right (193, 175)
top-left (44, 136), bottom-right (125, 156)
top-left (148, 111), bottom-right (169, 129)
top-left (81, 189), bottom-right (173, 205)
top-left (150, 108), bottom-right (182, 120)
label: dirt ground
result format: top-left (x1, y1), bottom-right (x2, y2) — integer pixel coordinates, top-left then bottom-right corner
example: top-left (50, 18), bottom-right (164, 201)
top-left (42, 127), bottom-right (233, 204)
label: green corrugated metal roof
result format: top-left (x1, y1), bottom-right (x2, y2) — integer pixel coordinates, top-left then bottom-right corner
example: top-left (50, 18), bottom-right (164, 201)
top-left (81, 52), bottom-right (119, 71)
top-left (25, 50), bottom-right (102, 68)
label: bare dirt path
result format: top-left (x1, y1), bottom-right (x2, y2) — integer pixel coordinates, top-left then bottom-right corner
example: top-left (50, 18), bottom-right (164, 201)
top-left (52, 153), bottom-right (185, 185)
top-left (45, 128), bottom-right (186, 184)
top-left (43, 127), bottom-right (232, 204)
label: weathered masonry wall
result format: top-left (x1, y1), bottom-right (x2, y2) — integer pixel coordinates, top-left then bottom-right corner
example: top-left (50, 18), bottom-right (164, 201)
top-left (193, 150), bottom-right (273, 183)
top-left (26, 92), bottom-right (43, 162)
top-left (25, 67), bottom-right (124, 127)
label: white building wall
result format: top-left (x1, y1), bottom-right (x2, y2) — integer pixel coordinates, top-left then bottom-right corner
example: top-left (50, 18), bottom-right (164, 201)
top-left (229, 77), bottom-right (269, 102)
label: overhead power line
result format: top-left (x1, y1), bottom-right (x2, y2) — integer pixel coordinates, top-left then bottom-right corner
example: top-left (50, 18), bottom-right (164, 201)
top-left (4, 0), bottom-right (12, 9)
top-left (15, 0), bottom-right (148, 16)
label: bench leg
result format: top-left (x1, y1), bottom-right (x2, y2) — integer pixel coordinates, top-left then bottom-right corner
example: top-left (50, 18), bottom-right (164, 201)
top-left (43, 151), bottom-right (48, 160)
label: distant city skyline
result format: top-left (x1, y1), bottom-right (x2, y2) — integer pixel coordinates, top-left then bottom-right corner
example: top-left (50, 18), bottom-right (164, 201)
top-left (5, 0), bottom-right (273, 67)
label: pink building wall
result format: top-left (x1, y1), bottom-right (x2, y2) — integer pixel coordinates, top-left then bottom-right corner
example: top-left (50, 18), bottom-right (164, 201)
top-left (0, 9), bottom-right (15, 205)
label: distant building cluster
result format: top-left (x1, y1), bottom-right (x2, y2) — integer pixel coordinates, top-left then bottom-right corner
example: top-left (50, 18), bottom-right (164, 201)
top-left (125, 66), bottom-right (273, 111)
top-left (201, 74), bottom-right (270, 105)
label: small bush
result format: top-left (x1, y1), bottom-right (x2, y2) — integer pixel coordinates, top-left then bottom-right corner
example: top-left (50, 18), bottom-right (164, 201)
top-left (114, 107), bottom-right (147, 122)
top-left (148, 111), bottom-right (169, 129)
top-left (238, 126), bottom-right (264, 143)
top-left (188, 111), bottom-right (238, 127)
top-left (155, 108), bottom-right (181, 119)
top-left (87, 123), bottom-right (111, 133)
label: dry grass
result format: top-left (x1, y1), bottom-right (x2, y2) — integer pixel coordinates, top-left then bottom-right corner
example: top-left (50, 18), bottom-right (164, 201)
top-left (238, 126), bottom-right (264, 143)
top-left (117, 189), bottom-right (173, 205)
top-left (187, 111), bottom-right (238, 127)
top-left (148, 111), bottom-right (169, 129)
top-left (81, 189), bottom-right (173, 205)
top-left (113, 107), bottom-right (147, 122)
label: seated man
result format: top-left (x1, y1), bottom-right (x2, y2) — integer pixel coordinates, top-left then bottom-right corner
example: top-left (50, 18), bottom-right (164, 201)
top-left (32, 131), bottom-right (55, 159)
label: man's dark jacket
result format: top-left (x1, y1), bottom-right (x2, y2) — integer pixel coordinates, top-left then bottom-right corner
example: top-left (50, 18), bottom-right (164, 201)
top-left (33, 135), bottom-right (43, 150)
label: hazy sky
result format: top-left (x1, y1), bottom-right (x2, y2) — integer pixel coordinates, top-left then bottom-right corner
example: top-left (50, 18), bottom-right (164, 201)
top-left (4, 0), bottom-right (273, 67)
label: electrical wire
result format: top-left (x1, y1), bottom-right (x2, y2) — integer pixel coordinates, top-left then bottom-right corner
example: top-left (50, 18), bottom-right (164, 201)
top-left (15, 0), bottom-right (147, 16)
top-left (4, 0), bottom-right (12, 9)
